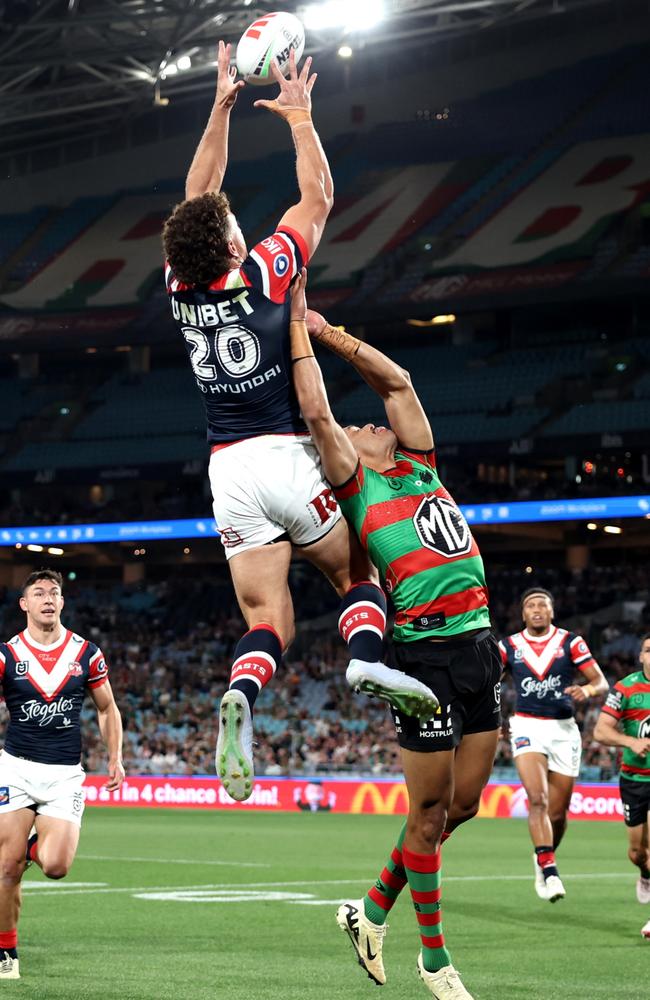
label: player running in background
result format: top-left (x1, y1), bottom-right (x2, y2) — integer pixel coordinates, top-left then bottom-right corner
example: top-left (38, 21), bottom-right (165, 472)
top-left (289, 271), bottom-right (501, 1000)
top-left (162, 45), bottom-right (436, 802)
top-left (499, 588), bottom-right (608, 902)
top-left (0, 570), bottom-right (124, 980)
top-left (594, 633), bottom-right (650, 939)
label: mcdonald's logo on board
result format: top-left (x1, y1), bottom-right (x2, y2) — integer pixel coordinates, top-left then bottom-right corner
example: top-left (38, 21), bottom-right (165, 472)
top-left (350, 782), bottom-right (410, 815)
top-left (477, 784), bottom-right (515, 819)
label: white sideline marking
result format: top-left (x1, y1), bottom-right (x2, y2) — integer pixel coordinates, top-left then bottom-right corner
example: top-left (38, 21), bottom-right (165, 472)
top-left (22, 871), bottom-right (633, 899)
top-left (76, 854), bottom-right (271, 868)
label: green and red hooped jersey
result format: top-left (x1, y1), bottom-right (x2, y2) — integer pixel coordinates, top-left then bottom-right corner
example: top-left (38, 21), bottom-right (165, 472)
top-left (601, 670), bottom-right (650, 782)
top-left (333, 447), bottom-right (490, 642)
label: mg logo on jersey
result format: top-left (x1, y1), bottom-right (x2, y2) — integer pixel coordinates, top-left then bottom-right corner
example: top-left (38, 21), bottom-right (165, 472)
top-left (639, 716), bottom-right (650, 740)
top-left (68, 661), bottom-right (83, 676)
top-left (15, 660), bottom-right (29, 676)
top-left (413, 496), bottom-right (471, 558)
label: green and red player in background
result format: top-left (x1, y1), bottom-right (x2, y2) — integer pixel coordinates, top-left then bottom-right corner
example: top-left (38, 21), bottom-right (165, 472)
top-left (595, 632), bottom-right (650, 940)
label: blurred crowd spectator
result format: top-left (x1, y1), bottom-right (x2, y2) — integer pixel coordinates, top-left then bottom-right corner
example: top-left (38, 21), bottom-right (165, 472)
top-left (0, 565), bottom-right (647, 782)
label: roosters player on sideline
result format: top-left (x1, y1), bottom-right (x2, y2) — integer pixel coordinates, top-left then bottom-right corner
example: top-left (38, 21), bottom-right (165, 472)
top-left (594, 633), bottom-right (650, 939)
top-left (289, 271), bottom-right (501, 1000)
top-left (499, 588), bottom-right (607, 903)
top-left (162, 44), bottom-right (436, 802)
top-left (0, 569), bottom-right (124, 980)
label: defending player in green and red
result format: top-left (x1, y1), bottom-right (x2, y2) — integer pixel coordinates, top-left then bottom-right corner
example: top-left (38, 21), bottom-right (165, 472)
top-left (288, 270), bottom-right (502, 1000)
top-left (594, 632), bottom-right (650, 940)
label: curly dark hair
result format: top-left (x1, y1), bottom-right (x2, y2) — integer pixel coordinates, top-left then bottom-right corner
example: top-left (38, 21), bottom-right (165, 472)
top-left (162, 191), bottom-right (236, 285)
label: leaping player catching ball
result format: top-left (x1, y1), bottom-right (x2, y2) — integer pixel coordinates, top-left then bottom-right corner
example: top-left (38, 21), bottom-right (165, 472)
top-left (162, 43), bottom-right (436, 802)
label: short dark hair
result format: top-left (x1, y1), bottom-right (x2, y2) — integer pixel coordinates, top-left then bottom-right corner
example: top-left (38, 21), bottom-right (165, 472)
top-left (162, 191), bottom-right (235, 285)
top-left (520, 587), bottom-right (554, 609)
top-left (22, 569), bottom-right (64, 594)
top-left (640, 632), bottom-right (650, 647)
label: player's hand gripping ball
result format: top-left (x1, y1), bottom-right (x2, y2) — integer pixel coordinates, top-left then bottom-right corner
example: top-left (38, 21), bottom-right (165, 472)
top-left (236, 11), bottom-right (305, 86)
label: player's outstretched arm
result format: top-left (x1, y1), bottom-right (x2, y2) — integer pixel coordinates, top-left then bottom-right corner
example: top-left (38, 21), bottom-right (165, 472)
top-left (254, 50), bottom-right (333, 258)
top-left (307, 310), bottom-right (434, 452)
top-left (90, 681), bottom-right (126, 791)
top-left (290, 270), bottom-right (357, 485)
top-left (185, 41), bottom-right (245, 200)
top-left (594, 710), bottom-right (650, 757)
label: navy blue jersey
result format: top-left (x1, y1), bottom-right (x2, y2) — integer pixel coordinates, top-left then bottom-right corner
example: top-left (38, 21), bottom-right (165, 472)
top-left (0, 628), bottom-right (109, 765)
top-left (498, 626), bottom-right (597, 720)
top-left (166, 227), bottom-right (309, 445)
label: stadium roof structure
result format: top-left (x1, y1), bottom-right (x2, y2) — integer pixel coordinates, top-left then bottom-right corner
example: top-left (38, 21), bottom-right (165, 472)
top-left (0, 0), bottom-right (635, 159)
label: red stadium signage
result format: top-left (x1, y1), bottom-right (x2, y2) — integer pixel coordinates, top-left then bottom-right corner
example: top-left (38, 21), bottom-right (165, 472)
top-left (82, 776), bottom-right (624, 820)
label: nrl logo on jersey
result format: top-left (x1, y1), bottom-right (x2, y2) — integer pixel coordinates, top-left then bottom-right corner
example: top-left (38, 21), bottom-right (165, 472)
top-left (639, 716), bottom-right (650, 740)
top-left (15, 661), bottom-right (29, 676)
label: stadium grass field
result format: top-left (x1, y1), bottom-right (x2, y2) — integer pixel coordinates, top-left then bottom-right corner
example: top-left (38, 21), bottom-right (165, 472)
top-left (16, 809), bottom-right (647, 998)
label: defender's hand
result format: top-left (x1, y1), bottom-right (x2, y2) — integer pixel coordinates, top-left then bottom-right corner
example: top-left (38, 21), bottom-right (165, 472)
top-left (306, 308), bottom-right (327, 338)
top-left (253, 49), bottom-right (316, 119)
top-left (216, 40), bottom-right (245, 109)
top-left (290, 268), bottom-right (307, 321)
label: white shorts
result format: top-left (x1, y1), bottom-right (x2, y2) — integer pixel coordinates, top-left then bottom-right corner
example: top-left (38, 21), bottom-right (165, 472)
top-left (0, 750), bottom-right (85, 826)
top-left (209, 433), bottom-right (342, 559)
top-left (509, 714), bottom-right (582, 778)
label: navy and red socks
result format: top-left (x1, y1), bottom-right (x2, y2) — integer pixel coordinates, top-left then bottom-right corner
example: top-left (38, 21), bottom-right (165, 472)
top-left (228, 624), bottom-right (282, 713)
top-left (338, 581), bottom-right (387, 661)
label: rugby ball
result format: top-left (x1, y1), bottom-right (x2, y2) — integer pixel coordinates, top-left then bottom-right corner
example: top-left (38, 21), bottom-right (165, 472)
top-left (235, 11), bottom-right (305, 86)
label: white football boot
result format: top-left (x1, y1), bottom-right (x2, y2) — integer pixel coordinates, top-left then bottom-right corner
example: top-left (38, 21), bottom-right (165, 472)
top-left (533, 853), bottom-right (548, 899)
top-left (636, 875), bottom-right (650, 904)
top-left (215, 690), bottom-right (254, 802)
top-left (641, 919), bottom-right (650, 939)
top-left (417, 956), bottom-right (474, 999)
top-left (336, 899), bottom-right (388, 986)
top-left (346, 660), bottom-right (439, 719)
top-left (0, 953), bottom-right (19, 980)
top-left (544, 874), bottom-right (566, 903)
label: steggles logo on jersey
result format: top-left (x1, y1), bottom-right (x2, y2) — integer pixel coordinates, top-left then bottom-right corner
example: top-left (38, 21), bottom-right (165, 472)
top-left (520, 674), bottom-right (563, 699)
top-left (19, 697), bottom-right (75, 727)
top-left (413, 496), bottom-right (472, 559)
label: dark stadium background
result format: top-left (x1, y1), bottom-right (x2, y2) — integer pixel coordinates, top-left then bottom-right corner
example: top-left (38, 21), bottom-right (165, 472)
top-left (0, 0), bottom-right (649, 784)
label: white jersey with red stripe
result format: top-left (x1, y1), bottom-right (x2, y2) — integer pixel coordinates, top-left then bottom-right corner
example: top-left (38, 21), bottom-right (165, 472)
top-left (165, 226), bottom-right (309, 444)
top-left (0, 628), bottom-right (109, 765)
top-left (498, 625), bottom-right (597, 720)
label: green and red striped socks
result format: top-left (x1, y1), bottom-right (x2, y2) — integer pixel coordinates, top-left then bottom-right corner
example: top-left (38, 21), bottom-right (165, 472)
top-left (402, 845), bottom-right (452, 972)
top-left (363, 825), bottom-right (407, 924)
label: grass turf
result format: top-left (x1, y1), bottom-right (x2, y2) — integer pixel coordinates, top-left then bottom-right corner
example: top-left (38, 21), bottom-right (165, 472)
top-left (14, 810), bottom-right (648, 998)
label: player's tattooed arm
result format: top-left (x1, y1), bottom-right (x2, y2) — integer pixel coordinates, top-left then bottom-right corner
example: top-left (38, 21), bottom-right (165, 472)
top-left (185, 41), bottom-right (245, 200)
top-left (307, 309), bottom-right (434, 452)
top-left (90, 680), bottom-right (126, 791)
top-left (290, 270), bottom-right (357, 485)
